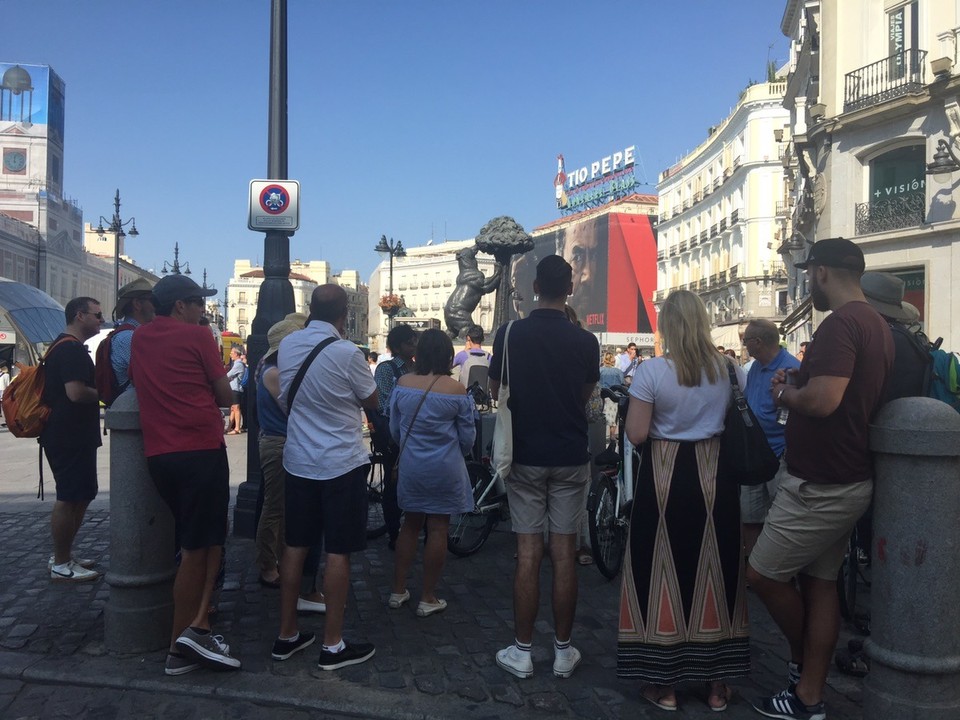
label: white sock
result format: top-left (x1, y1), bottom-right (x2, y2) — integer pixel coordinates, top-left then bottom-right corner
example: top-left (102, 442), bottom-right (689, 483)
top-left (323, 639), bottom-right (346, 653)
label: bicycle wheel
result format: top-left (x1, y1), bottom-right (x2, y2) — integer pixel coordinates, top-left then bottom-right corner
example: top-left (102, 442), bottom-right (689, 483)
top-left (837, 527), bottom-right (859, 622)
top-left (588, 472), bottom-right (625, 580)
top-left (448, 461), bottom-right (498, 557)
top-left (366, 456), bottom-right (388, 539)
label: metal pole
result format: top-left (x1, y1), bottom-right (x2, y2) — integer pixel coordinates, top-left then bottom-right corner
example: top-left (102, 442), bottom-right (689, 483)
top-left (234, 0), bottom-right (295, 538)
top-left (113, 190), bottom-right (121, 318)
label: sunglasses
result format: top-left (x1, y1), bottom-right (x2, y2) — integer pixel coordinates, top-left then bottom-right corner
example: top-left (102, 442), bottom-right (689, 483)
top-left (183, 297), bottom-right (205, 306)
top-left (81, 310), bottom-right (104, 320)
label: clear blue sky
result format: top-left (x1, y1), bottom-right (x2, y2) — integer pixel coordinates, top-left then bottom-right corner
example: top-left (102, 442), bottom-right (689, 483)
top-left (4, 1), bottom-right (789, 294)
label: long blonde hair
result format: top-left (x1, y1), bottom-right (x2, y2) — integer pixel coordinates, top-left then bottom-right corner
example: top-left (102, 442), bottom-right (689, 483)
top-left (658, 290), bottom-right (725, 387)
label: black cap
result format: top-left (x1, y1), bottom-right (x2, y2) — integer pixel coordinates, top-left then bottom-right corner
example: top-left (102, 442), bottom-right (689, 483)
top-left (152, 274), bottom-right (217, 307)
top-left (795, 237), bottom-right (865, 273)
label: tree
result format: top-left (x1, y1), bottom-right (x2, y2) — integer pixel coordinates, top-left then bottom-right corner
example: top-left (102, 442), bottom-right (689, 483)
top-left (474, 216), bottom-right (534, 331)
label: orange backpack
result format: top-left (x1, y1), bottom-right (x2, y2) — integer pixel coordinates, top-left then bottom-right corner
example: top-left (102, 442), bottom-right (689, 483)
top-left (1, 336), bottom-right (77, 438)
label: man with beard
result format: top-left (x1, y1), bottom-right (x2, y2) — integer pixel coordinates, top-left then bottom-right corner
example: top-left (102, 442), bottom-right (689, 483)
top-left (747, 238), bottom-right (893, 720)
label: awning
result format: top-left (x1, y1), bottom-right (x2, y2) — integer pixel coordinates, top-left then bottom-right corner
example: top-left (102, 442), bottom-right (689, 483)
top-left (0, 280), bottom-right (65, 344)
top-left (780, 296), bottom-right (813, 336)
top-left (710, 324), bottom-right (743, 349)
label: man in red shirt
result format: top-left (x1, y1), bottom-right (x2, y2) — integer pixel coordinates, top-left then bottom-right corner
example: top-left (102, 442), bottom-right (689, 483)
top-left (130, 274), bottom-right (238, 676)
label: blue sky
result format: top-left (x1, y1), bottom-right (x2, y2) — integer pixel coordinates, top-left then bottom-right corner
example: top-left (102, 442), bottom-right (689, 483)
top-left (3, 1), bottom-right (789, 294)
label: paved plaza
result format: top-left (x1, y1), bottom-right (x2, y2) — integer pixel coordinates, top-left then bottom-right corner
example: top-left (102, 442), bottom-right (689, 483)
top-left (0, 429), bottom-right (866, 719)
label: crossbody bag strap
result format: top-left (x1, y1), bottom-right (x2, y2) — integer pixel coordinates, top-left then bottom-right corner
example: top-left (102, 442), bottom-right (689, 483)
top-left (726, 361), bottom-right (753, 428)
top-left (287, 337), bottom-right (337, 410)
top-left (397, 374), bottom-right (443, 461)
top-left (502, 320), bottom-right (513, 389)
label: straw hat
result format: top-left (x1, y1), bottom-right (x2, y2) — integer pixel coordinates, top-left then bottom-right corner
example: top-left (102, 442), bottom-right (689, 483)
top-left (265, 312), bottom-right (308, 360)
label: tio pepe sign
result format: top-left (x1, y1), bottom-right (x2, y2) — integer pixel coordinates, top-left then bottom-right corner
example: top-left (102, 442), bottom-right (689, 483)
top-left (248, 179), bottom-right (300, 231)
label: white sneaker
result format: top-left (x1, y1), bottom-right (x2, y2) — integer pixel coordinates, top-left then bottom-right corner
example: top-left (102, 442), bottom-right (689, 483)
top-left (50, 560), bottom-right (100, 582)
top-left (48, 555), bottom-right (96, 570)
top-left (553, 645), bottom-right (582, 678)
top-left (496, 644), bottom-right (534, 679)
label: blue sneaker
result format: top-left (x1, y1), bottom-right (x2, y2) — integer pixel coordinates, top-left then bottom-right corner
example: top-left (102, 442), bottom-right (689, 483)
top-left (753, 689), bottom-right (826, 720)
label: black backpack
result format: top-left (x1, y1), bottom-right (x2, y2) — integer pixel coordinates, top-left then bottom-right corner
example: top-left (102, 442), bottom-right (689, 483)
top-left (365, 360), bottom-right (403, 454)
top-left (883, 322), bottom-right (931, 404)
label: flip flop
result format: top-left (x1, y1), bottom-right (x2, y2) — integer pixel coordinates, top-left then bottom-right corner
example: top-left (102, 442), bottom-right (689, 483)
top-left (708, 683), bottom-right (732, 712)
top-left (642, 685), bottom-right (678, 712)
top-left (259, 575), bottom-right (281, 589)
top-left (576, 551), bottom-right (594, 566)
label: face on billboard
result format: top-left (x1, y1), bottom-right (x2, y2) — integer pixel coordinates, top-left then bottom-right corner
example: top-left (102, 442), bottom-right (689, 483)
top-left (558, 217), bottom-right (608, 329)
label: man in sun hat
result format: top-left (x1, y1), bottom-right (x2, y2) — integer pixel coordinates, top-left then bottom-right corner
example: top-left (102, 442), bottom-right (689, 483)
top-left (748, 238), bottom-right (893, 719)
top-left (107, 278), bottom-right (156, 395)
top-left (861, 271), bottom-right (928, 403)
top-left (130, 273), bottom-right (240, 675)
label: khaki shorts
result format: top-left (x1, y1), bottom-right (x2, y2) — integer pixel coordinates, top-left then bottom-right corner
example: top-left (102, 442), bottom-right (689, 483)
top-left (749, 465), bottom-right (873, 582)
top-left (505, 463), bottom-right (591, 535)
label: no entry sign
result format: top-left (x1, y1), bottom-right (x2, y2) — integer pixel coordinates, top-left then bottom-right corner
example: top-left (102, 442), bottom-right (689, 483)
top-left (248, 179), bottom-right (300, 231)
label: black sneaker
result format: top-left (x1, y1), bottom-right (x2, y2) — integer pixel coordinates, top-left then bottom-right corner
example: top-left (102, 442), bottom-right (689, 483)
top-left (272, 631), bottom-right (316, 661)
top-left (175, 627), bottom-right (241, 670)
top-left (317, 641), bottom-right (375, 671)
top-left (753, 689), bottom-right (826, 720)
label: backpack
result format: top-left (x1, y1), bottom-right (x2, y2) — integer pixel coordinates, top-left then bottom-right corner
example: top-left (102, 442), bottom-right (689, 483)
top-left (366, 360), bottom-right (403, 454)
top-left (928, 344), bottom-right (960, 412)
top-left (239, 363), bottom-right (250, 390)
top-left (94, 323), bottom-right (136, 407)
top-left (886, 323), bottom-right (960, 412)
top-left (1, 336), bottom-right (77, 438)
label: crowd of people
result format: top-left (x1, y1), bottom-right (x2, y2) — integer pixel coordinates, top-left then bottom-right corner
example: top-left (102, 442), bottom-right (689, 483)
top-left (24, 236), bottom-right (913, 719)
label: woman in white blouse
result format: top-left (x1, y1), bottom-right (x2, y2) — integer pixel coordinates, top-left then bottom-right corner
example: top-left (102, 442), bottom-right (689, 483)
top-left (616, 290), bottom-right (750, 712)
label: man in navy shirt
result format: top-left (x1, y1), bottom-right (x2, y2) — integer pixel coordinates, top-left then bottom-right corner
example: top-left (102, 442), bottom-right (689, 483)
top-left (741, 319), bottom-right (800, 556)
top-left (489, 255), bottom-right (599, 681)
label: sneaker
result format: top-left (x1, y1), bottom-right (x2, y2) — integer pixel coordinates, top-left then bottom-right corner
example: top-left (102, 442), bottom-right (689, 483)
top-left (496, 644), bottom-right (534, 679)
top-left (297, 597), bottom-right (326, 614)
top-left (388, 589), bottom-right (410, 609)
top-left (416, 599), bottom-right (447, 617)
top-left (164, 652), bottom-right (200, 676)
top-left (753, 689), bottom-right (826, 720)
top-left (272, 631), bottom-right (316, 661)
top-left (175, 627), bottom-right (241, 670)
top-left (317, 641), bottom-right (375, 671)
top-left (788, 661), bottom-right (803, 688)
top-left (48, 555), bottom-right (96, 570)
top-left (553, 645), bottom-right (582, 678)
top-left (50, 560), bottom-right (100, 582)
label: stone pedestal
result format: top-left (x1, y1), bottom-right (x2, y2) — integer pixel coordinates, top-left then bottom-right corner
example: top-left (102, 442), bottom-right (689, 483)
top-left (103, 388), bottom-right (175, 653)
top-left (865, 397), bottom-right (960, 719)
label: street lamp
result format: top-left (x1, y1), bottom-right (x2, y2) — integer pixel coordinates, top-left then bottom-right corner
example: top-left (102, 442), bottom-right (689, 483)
top-left (96, 189), bottom-right (139, 321)
top-left (927, 136), bottom-right (960, 185)
top-left (160, 242), bottom-right (192, 275)
top-left (374, 234), bottom-right (406, 328)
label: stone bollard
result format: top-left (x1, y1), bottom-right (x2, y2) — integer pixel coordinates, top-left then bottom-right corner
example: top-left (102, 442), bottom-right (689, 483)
top-left (103, 388), bottom-right (176, 653)
top-left (864, 396), bottom-right (960, 719)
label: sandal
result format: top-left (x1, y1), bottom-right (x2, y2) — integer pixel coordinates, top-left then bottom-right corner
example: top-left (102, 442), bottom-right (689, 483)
top-left (642, 685), bottom-right (678, 712)
top-left (576, 550), bottom-right (594, 566)
top-left (707, 683), bottom-right (731, 712)
top-left (835, 647), bottom-right (869, 677)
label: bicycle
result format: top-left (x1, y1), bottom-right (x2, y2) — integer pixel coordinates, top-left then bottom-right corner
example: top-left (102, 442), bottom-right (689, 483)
top-left (447, 381), bottom-right (509, 557)
top-left (838, 513), bottom-right (871, 635)
top-left (587, 384), bottom-right (637, 580)
top-left (365, 449), bottom-right (388, 539)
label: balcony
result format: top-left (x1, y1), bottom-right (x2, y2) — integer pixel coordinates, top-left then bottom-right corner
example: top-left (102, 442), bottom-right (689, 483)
top-left (698, 279), bottom-right (707, 291)
top-left (713, 178), bottom-right (721, 191)
top-left (776, 201), bottom-right (790, 216)
top-left (654, 289), bottom-right (666, 301)
top-left (672, 204), bottom-right (681, 215)
top-left (729, 265), bottom-right (739, 280)
top-left (854, 193), bottom-right (925, 235)
top-left (657, 249), bottom-right (665, 261)
top-left (844, 49), bottom-right (927, 113)
top-left (719, 270), bottom-right (728, 284)
top-left (733, 155), bottom-right (742, 169)
top-left (679, 240), bottom-right (688, 253)
top-left (730, 209), bottom-right (739, 225)
top-left (694, 190), bottom-right (702, 203)
top-left (710, 224), bottom-right (719, 238)
top-left (719, 218), bottom-right (727, 232)
top-left (699, 230), bottom-right (708, 244)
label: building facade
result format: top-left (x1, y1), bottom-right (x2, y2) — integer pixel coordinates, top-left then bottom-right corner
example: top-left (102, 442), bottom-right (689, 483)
top-left (656, 81), bottom-right (792, 349)
top-left (367, 239), bottom-right (498, 351)
top-left (780, 0), bottom-right (960, 347)
top-left (225, 259), bottom-right (368, 345)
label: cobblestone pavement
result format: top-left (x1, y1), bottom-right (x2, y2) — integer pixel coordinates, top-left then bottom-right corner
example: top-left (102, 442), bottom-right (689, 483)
top-left (0, 506), bottom-right (867, 720)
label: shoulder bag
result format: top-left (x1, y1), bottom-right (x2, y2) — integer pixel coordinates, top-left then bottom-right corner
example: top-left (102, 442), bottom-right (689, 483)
top-left (491, 321), bottom-right (514, 480)
top-left (719, 361), bottom-right (780, 486)
top-left (393, 375), bottom-right (442, 482)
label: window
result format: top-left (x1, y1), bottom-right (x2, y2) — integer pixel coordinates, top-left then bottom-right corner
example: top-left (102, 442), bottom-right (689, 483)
top-left (238, 291), bottom-right (247, 303)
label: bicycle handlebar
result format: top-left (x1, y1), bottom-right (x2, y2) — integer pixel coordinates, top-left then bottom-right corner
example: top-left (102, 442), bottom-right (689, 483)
top-left (600, 384), bottom-right (630, 403)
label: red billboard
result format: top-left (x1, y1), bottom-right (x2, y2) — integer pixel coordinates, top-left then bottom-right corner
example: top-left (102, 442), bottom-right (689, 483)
top-left (512, 211), bottom-right (658, 334)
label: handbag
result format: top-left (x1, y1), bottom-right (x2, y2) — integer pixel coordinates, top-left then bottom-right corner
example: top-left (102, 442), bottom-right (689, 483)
top-left (719, 361), bottom-right (780, 486)
top-left (491, 321), bottom-right (514, 480)
top-left (392, 375), bottom-right (442, 483)
top-left (585, 383), bottom-right (604, 423)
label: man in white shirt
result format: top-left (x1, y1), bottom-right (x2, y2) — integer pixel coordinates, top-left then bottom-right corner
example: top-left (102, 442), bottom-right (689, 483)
top-left (271, 284), bottom-right (379, 671)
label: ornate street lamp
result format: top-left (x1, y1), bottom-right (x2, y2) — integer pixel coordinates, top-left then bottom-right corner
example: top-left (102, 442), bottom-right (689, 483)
top-left (927, 137), bottom-right (960, 185)
top-left (374, 235), bottom-right (407, 328)
top-left (160, 242), bottom-right (192, 275)
top-left (96, 189), bottom-right (139, 321)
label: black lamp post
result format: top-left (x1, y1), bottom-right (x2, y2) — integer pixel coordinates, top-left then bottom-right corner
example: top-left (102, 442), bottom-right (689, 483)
top-left (374, 234), bottom-right (406, 327)
top-left (927, 137), bottom-right (960, 185)
top-left (96, 188), bottom-right (139, 322)
top-left (160, 243), bottom-right (191, 276)
top-left (234, 0), bottom-right (295, 539)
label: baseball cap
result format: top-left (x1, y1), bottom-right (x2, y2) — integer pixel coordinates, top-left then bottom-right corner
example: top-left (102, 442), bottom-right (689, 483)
top-left (152, 274), bottom-right (217, 307)
top-left (795, 237), bottom-right (865, 273)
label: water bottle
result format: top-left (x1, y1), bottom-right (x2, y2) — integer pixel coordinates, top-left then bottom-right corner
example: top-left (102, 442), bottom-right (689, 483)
top-left (777, 373), bottom-right (795, 425)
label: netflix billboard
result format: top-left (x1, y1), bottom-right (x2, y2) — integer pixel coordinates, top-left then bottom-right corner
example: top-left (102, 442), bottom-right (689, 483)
top-left (512, 211), bottom-right (658, 334)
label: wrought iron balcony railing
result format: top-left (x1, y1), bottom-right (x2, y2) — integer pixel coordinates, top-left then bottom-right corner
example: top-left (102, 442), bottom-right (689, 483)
top-left (844, 49), bottom-right (927, 112)
top-left (854, 193), bottom-right (926, 235)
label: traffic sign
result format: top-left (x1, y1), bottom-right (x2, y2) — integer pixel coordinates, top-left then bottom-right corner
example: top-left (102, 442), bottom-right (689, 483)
top-left (248, 179), bottom-right (300, 231)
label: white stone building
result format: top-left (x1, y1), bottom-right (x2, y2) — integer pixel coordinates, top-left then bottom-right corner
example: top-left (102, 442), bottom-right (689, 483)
top-left (367, 239), bottom-right (498, 351)
top-left (779, 0), bottom-right (960, 347)
top-left (656, 81), bottom-right (792, 349)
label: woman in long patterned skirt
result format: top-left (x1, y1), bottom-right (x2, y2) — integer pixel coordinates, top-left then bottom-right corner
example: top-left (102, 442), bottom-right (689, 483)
top-left (617, 290), bottom-right (750, 712)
